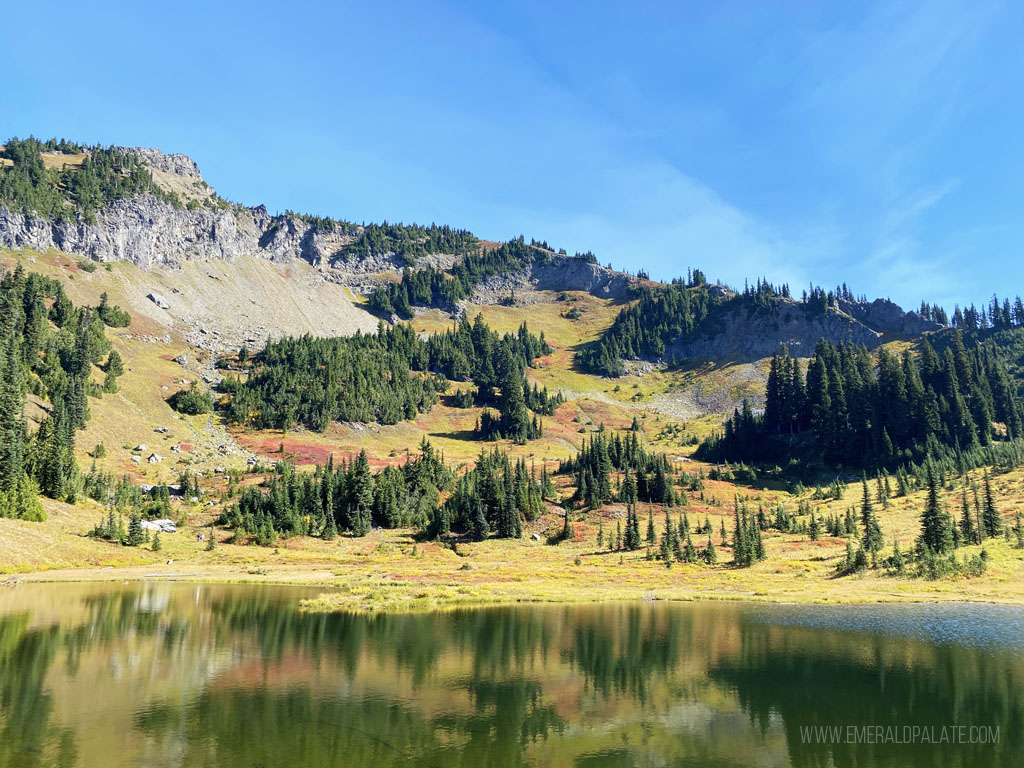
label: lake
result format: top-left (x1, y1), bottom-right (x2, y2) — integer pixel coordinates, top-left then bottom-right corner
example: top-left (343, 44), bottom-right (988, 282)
top-left (0, 583), bottom-right (1021, 767)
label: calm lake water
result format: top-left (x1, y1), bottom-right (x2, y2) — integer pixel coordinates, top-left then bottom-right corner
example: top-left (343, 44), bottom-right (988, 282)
top-left (0, 584), bottom-right (1021, 767)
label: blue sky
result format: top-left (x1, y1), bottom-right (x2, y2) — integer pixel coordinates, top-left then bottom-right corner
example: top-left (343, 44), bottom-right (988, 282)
top-left (3, 0), bottom-right (1022, 310)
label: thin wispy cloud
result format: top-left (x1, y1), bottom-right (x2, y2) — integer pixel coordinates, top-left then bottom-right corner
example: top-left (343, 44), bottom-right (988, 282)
top-left (2, 0), bottom-right (1020, 309)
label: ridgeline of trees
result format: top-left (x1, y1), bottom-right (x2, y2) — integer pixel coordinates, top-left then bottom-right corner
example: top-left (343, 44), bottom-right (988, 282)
top-left (949, 293), bottom-right (1024, 332)
top-left (702, 333), bottom-right (1023, 470)
top-left (367, 237), bottom-right (539, 318)
top-left (366, 238), bottom-right (601, 319)
top-left (0, 264), bottom-right (127, 518)
top-left (346, 222), bottom-right (477, 267)
top-left (578, 273), bottom-right (961, 379)
top-left (577, 271), bottom-right (715, 377)
top-left (0, 136), bottom-right (179, 224)
top-left (938, 295), bottom-right (1024, 400)
top-left (225, 314), bottom-right (557, 443)
top-left (576, 272), bottom-right (817, 378)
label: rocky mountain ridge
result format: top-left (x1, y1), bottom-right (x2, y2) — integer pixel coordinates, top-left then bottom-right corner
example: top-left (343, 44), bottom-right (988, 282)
top-left (0, 147), bottom-right (636, 302)
top-left (667, 295), bottom-right (943, 363)
top-left (471, 256), bottom-right (632, 303)
top-left (0, 146), bottom-right (430, 277)
top-left (0, 141), bottom-right (946, 371)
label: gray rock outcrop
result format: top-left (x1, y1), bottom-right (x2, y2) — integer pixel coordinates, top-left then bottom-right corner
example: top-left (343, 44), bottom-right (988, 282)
top-left (0, 148), bottom-right (398, 274)
top-left (531, 257), bottom-right (631, 298)
top-left (836, 297), bottom-right (943, 336)
top-left (126, 147), bottom-right (203, 179)
top-left (0, 146), bottom-right (640, 305)
top-left (0, 198), bottom-right (378, 271)
top-left (471, 255), bottom-right (633, 303)
top-left (669, 303), bottom-right (882, 363)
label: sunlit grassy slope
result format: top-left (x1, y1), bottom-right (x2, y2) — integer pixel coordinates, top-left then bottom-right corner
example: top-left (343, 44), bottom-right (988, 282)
top-left (9, 461), bottom-right (1024, 611)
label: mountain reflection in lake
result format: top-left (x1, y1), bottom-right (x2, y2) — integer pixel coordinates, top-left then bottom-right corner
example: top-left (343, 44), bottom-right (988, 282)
top-left (0, 583), bottom-right (1020, 767)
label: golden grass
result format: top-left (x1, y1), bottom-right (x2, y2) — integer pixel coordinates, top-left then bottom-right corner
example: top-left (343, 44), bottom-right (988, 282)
top-left (7, 461), bottom-right (1023, 613)
top-left (0, 152), bottom-right (88, 170)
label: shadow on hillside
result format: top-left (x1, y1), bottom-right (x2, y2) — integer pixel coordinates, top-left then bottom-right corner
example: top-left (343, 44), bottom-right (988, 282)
top-left (428, 429), bottom-right (480, 443)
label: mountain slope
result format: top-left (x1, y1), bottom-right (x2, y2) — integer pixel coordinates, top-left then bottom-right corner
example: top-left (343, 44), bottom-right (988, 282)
top-left (2, 136), bottom-right (1023, 605)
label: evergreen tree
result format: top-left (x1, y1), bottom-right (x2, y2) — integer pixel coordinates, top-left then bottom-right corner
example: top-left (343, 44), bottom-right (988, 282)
top-left (860, 478), bottom-right (883, 556)
top-left (732, 501), bottom-right (749, 567)
top-left (472, 501), bottom-right (490, 540)
top-left (660, 510), bottom-right (674, 565)
top-left (959, 481), bottom-right (977, 545)
top-left (624, 504), bottom-right (642, 550)
top-left (322, 512), bottom-right (337, 541)
top-left (125, 513), bottom-right (145, 546)
top-left (750, 514), bottom-right (765, 561)
top-left (682, 533), bottom-right (697, 563)
top-left (561, 507), bottom-right (574, 542)
top-left (704, 536), bottom-right (717, 565)
top-left (351, 505), bottom-right (371, 537)
top-left (919, 464), bottom-right (954, 555)
top-left (982, 470), bottom-right (1002, 538)
top-left (889, 540), bottom-right (905, 574)
top-left (496, 343), bottom-right (531, 443)
top-left (349, 450), bottom-right (374, 531)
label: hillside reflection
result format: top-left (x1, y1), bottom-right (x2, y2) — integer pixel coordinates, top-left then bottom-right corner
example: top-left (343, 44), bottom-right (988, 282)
top-left (0, 584), bottom-right (1020, 767)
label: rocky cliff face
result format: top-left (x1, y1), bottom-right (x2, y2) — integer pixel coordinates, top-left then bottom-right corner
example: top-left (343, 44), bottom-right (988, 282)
top-left (0, 148), bottom-right (400, 277)
top-left (531, 257), bottom-right (631, 298)
top-left (836, 297), bottom-right (943, 336)
top-left (669, 303), bottom-right (883, 363)
top-left (471, 255), bottom-right (633, 304)
top-left (0, 198), bottom-right (259, 267)
top-left (127, 147), bottom-right (203, 178)
top-left (0, 147), bottom-right (637, 303)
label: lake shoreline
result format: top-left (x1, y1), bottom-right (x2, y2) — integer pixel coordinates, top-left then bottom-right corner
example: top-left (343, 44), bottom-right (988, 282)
top-left (5, 504), bottom-right (1023, 613)
top-left (8, 561), bottom-right (1024, 613)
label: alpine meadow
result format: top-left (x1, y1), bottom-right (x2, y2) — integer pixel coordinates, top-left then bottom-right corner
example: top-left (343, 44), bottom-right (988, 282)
top-left (0, 134), bottom-right (1023, 607)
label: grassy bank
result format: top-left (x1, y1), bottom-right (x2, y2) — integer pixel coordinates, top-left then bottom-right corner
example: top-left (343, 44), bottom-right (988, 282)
top-left (6, 471), bottom-right (1024, 613)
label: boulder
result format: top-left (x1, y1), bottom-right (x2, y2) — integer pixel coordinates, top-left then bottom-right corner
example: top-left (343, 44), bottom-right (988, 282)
top-left (148, 292), bottom-right (170, 309)
top-left (141, 519), bottom-right (177, 533)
